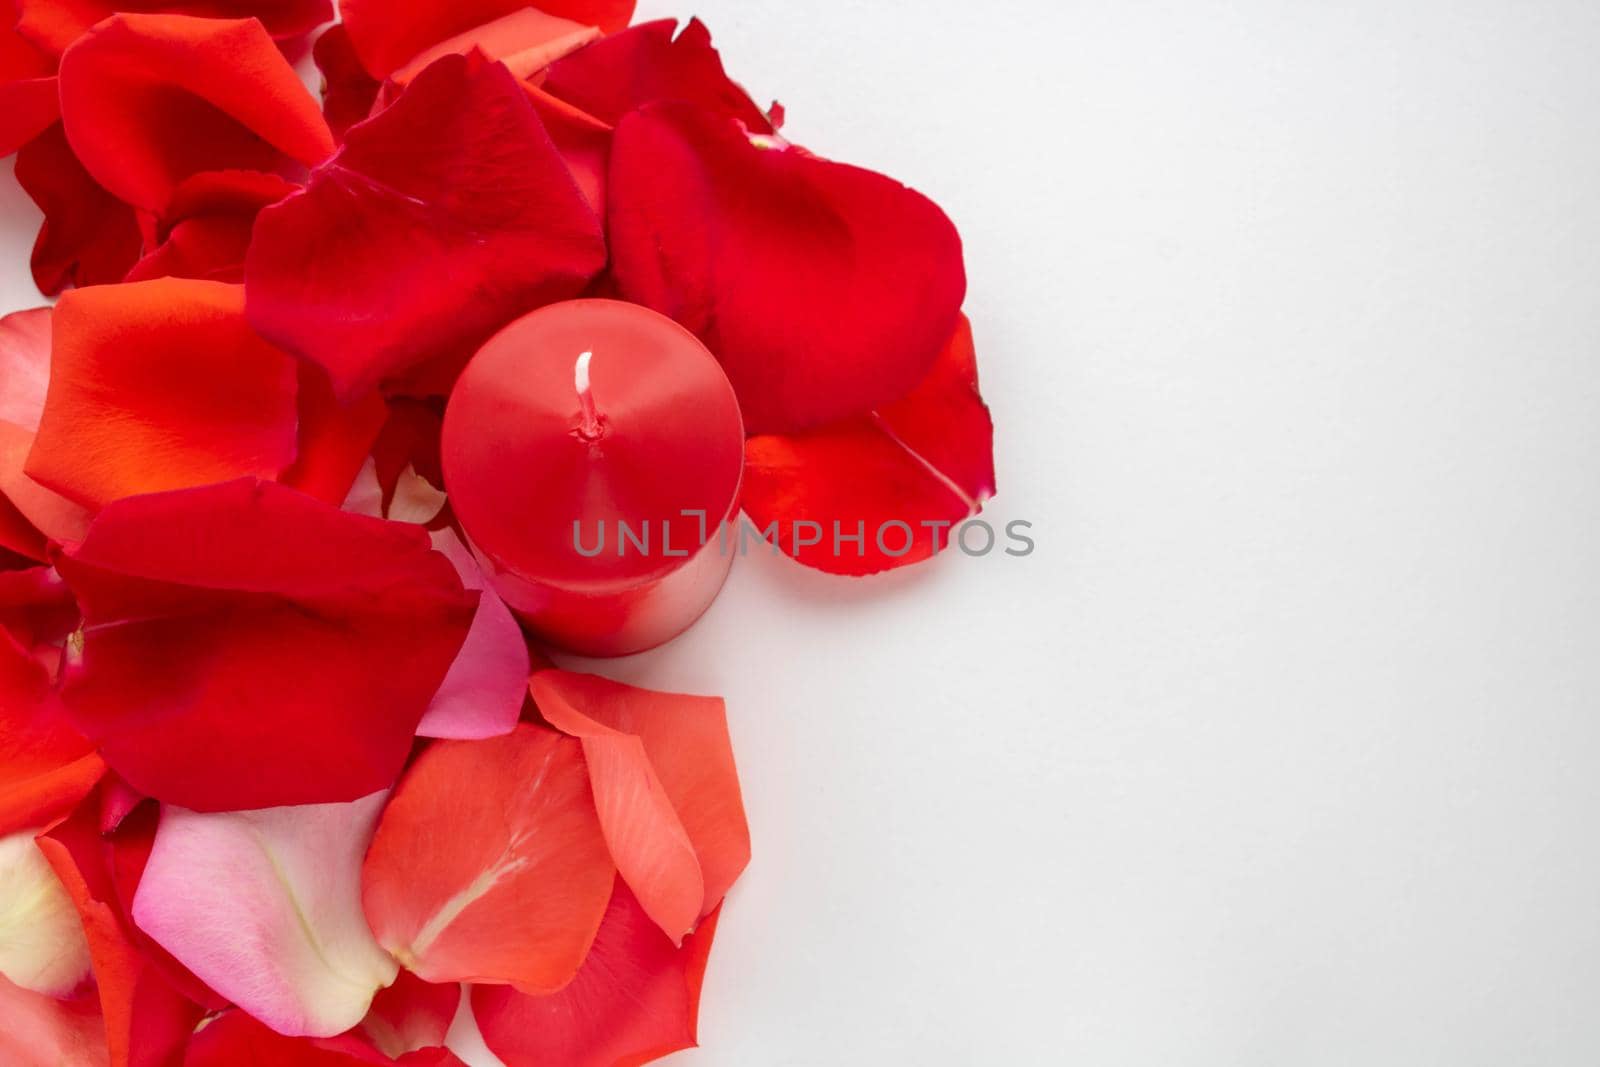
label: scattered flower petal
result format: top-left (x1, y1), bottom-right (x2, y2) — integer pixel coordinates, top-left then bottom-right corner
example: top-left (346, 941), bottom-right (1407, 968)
top-left (341, 0), bottom-right (633, 80)
top-left (417, 530), bottom-right (528, 741)
top-left (246, 51), bottom-right (606, 399)
top-left (57, 14), bottom-right (334, 211)
top-left (13, 123), bottom-right (143, 295)
top-left (608, 100), bottom-right (966, 432)
top-left (361, 723), bottom-right (614, 991)
top-left (473, 880), bottom-right (721, 1067)
top-left (742, 315), bottom-right (996, 574)
top-left (55, 478), bottom-right (477, 811)
top-left (25, 278), bottom-right (300, 510)
top-left (131, 793), bottom-right (397, 1038)
top-left (0, 828), bottom-right (92, 996)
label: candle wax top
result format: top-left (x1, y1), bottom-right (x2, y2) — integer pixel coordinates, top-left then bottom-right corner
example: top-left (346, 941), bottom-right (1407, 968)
top-left (442, 300), bottom-right (745, 592)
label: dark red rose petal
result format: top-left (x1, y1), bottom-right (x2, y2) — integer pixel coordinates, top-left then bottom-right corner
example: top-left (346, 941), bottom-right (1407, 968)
top-left (543, 18), bottom-right (773, 132)
top-left (313, 24), bottom-right (381, 140)
top-left (57, 13), bottom-right (335, 212)
top-left (0, 3), bottom-right (57, 157)
top-left (280, 364), bottom-right (389, 506)
top-left (55, 477), bottom-right (477, 811)
top-left (473, 881), bottom-right (722, 1067)
top-left (15, 0), bottom-right (333, 55)
top-left (608, 101), bottom-right (967, 433)
top-left (25, 278), bottom-right (299, 510)
top-left (246, 51), bottom-right (606, 399)
top-left (0, 564), bottom-right (77, 647)
top-left (125, 169), bottom-right (295, 283)
top-left (13, 123), bottom-right (144, 295)
top-left (0, 627), bottom-right (102, 837)
top-left (742, 315), bottom-right (995, 575)
top-left (341, 0), bottom-right (634, 79)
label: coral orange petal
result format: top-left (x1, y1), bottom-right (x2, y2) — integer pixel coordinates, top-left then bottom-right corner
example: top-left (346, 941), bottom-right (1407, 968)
top-left (57, 14), bottom-right (334, 212)
top-left (25, 279), bottom-right (299, 511)
top-left (473, 880), bottom-right (722, 1067)
top-left (361, 723), bottom-right (614, 992)
top-left (0, 973), bottom-right (107, 1067)
top-left (530, 670), bottom-right (750, 922)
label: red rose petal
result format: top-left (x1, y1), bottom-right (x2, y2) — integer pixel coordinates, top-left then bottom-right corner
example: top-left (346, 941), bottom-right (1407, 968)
top-left (125, 169), bottom-right (294, 283)
top-left (25, 278), bottom-right (299, 510)
top-left (245, 52), bottom-right (606, 399)
top-left (361, 723), bottom-right (615, 991)
top-left (57, 14), bottom-right (334, 212)
top-left (55, 478), bottom-right (477, 811)
top-left (742, 315), bottom-right (996, 575)
top-left (342, 0), bottom-right (634, 79)
top-left (0, 564), bottom-right (77, 647)
top-left (0, 4), bottom-right (58, 156)
top-left (522, 82), bottom-right (611, 215)
top-left (543, 18), bottom-right (773, 133)
top-left (13, 123), bottom-right (144, 295)
top-left (530, 670), bottom-right (750, 933)
top-left (360, 971), bottom-right (460, 1059)
top-left (609, 101), bottom-right (967, 433)
top-left (473, 880), bottom-right (722, 1067)
top-left (391, 8), bottom-right (598, 86)
top-left (0, 628), bottom-right (102, 837)
top-left (313, 24), bottom-right (381, 140)
top-left (36, 798), bottom-right (204, 1067)
top-left (280, 364), bottom-right (389, 506)
top-left (187, 1010), bottom-right (470, 1066)
top-left (15, 0), bottom-right (333, 55)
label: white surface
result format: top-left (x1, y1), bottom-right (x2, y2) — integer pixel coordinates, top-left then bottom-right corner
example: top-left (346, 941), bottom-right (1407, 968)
top-left (6, 1), bottom-right (1600, 1063)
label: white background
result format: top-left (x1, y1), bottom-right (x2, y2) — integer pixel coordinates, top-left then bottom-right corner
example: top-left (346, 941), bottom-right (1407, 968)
top-left (6, 0), bottom-right (1600, 1063)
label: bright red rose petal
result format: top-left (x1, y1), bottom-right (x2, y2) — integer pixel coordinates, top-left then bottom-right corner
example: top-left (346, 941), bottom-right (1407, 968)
top-left (543, 18), bottom-right (773, 132)
top-left (57, 13), bottom-right (334, 211)
top-left (609, 101), bottom-right (967, 433)
top-left (391, 8), bottom-right (598, 86)
top-left (54, 477), bottom-right (477, 811)
top-left (36, 797), bottom-right (204, 1067)
top-left (341, 0), bottom-right (633, 79)
top-left (313, 24), bottom-right (381, 140)
top-left (187, 1010), bottom-right (469, 1067)
top-left (0, 629), bottom-right (102, 838)
top-left (13, 123), bottom-right (144, 295)
top-left (473, 881), bottom-right (722, 1067)
top-left (246, 51), bottom-right (606, 399)
top-left (25, 278), bottom-right (299, 510)
top-left (0, 2), bottom-right (57, 157)
top-left (361, 723), bottom-right (615, 991)
top-left (742, 315), bottom-right (996, 575)
top-left (125, 169), bottom-right (295, 283)
top-left (281, 364), bottom-right (389, 506)
top-left (360, 971), bottom-right (460, 1059)
top-left (530, 670), bottom-right (749, 938)
top-left (14, 0), bottom-right (333, 55)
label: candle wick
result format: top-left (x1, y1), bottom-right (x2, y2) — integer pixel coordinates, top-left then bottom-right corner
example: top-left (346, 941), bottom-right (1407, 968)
top-left (574, 350), bottom-right (604, 441)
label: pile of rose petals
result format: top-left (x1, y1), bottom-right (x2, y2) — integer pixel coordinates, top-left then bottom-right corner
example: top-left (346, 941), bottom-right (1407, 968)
top-left (0, 2), bottom-right (997, 1064)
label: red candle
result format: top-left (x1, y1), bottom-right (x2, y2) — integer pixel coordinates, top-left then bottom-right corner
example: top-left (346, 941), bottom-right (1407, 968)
top-left (442, 299), bottom-right (744, 657)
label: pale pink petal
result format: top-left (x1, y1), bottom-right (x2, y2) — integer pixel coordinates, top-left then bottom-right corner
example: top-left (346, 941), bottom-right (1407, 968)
top-left (131, 793), bottom-right (399, 1038)
top-left (0, 973), bottom-right (106, 1067)
top-left (417, 531), bottom-right (528, 741)
top-left (0, 309), bottom-right (51, 433)
top-left (0, 829), bottom-right (92, 997)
